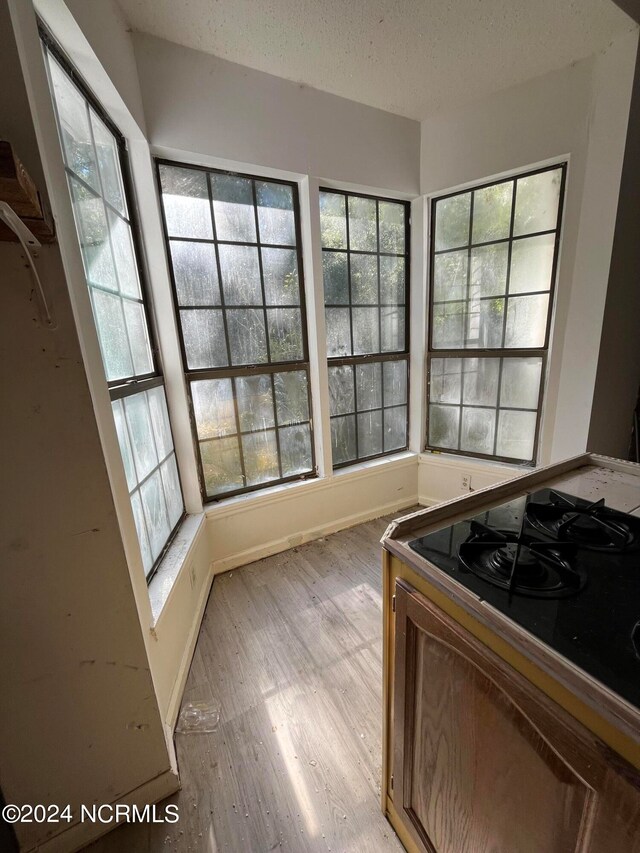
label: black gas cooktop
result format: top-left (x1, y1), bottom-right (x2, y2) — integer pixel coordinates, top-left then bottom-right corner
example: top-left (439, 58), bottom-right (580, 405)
top-left (408, 489), bottom-right (640, 709)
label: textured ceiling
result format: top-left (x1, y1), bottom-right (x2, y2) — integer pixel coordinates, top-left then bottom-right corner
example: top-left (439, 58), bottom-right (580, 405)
top-left (117, 0), bottom-right (635, 119)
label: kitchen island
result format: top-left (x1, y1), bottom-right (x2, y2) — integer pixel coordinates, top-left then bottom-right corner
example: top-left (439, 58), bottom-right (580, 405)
top-left (381, 452), bottom-right (640, 853)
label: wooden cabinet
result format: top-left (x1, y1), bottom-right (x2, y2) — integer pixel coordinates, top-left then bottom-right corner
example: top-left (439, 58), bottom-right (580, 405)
top-left (391, 579), bottom-right (640, 853)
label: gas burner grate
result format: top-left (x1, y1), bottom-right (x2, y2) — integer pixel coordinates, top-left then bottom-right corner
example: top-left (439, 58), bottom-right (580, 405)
top-left (458, 519), bottom-right (585, 599)
top-left (526, 491), bottom-right (640, 552)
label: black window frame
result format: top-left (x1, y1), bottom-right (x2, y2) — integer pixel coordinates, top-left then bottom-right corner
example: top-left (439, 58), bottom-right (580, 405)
top-left (40, 23), bottom-right (185, 582)
top-left (425, 162), bottom-right (567, 466)
top-left (320, 187), bottom-right (411, 469)
top-left (155, 158), bottom-right (317, 503)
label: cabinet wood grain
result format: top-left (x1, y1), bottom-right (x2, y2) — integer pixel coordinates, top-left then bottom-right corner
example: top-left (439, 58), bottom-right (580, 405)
top-left (392, 579), bottom-right (640, 853)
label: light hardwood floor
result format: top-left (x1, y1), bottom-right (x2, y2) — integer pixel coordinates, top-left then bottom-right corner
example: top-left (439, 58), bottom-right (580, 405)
top-left (87, 508), bottom-right (418, 853)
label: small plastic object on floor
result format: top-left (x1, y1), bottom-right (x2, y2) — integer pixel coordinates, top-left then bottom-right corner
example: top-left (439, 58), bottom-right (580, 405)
top-left (175, 700), bottom-right (220, 734)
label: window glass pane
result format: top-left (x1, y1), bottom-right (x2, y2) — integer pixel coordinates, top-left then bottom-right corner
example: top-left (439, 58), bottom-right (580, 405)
top-left (112, 399), bottom-right (136, 491)
top-left (147, 386), bottom-right (174, 459)
top-left (379, 256), bottom-right (405, 306)
top-left (383, 360), bottom-right (407, 407)
top-left (108, 211), bottom-right (141, 298)
top-left (218, 244), bottom-right (262, 305)
top-left (159, 165), bottom-right (213, 239)
top-left (323, 252), bottom-right (349, 304)
top-left (470, 243), bottom-right (508, 298)
top-left (161, 455), bottom-right (183, 530)
top-left (235, 374), bottom-right (274, 432)
top-left (468, 298), bottom-right (505, 348)
top-left (69, 178), bottom-right (118, 292)
top-left (124, 392), bottom-right (158, 481)
top-left (267, 308), bottom-right (304, 362)
top-left (256, 182), bottom-right (295, 245)
top-left (513, 168), bottom-right (562, 236)
top-left (140, 469), bottom-right (170, 561)
top-left (433, 251), bottom-right (467, 302)
top-left (352, 307), bottom-right (379, 355)
top-left (274, 371), bottom-right (310, 425)
top-left (435, 193), bottom-right (470, 251)
top-left (430, 358), bottom-right (462, 404)
top-left (355, 362), bottom-right (382, 411)
top-left (429, 404), bottom-right (459, 449)
top-left (500, 357), bottom-right (543, 409)
top-left (509, 234), bottom-right (555, 294)
top-left (180, 309), bottom-right (228, 369)
top-left (325, 307), bottom-right (351, 358)
top-left (348, 196), bottom-right (377, 252)
top-left (262, 248), bottom-right (299, 305)
top-left (90, 111), bottom-right (126, 215)
top-left (191, 378), bottom-right (236, 439)
top-left (472, 181), bottom-right (512, 244)
top-left (91, 289), bottom-right (133, 381)
top-left (227, 309), bottom-right (268, 365)
top-left (201, 437), bottom-right (243, 497)
top-left (242, 429), bottom-right (279, 485)
top-left (279, 424), bottom-right (312, 476)
top-left (379, 201), bottom-right (405, 254)
top-left (504, 294), bottom-right (549, 348)
top-left (384, 406), bottom-right (407, 451)
top-left (211, 174), bottom-right (256, 243)
top-left (331, 415), bottom-right (356, 465)
top-left (131, 491), bottom-right (153, 575)
top-left (48, 57), bottom-right (99, 190)
top-left (358, 410), bottom-right (383, 457)
top-left (351, 254), bottom-right (378, 304)
top-left (497, 410), bottom-right (537, 461)
top-left (381, 307), bottom-right (405, 352)
top-left (123, 300), bottom-right (153, 376)
top-left (461, 407), bottom-right (496, 455)
top-left (170, 241), bottom-right (220, 306)
top-left (328, 365), bottom-right (355, 417)
top-left (432, 301), bottom-right (465, 349)
top-left (462, 358), bottom-right (500, 406)
top-left (320, 191), bottom-right (347, 249)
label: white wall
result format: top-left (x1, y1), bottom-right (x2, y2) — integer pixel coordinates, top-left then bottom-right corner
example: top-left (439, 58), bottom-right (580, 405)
top-left (420, 30), bottom-right (638, 470)
top-left (132, 32), bottom-right (420, 194)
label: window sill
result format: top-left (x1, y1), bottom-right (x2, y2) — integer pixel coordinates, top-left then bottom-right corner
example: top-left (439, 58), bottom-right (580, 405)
top-left (419, 450), bottom-right (535, 472)
top-left (148, 512), bottom-right (206, 625)
top-left (205, 450), bottom-right (418, 519)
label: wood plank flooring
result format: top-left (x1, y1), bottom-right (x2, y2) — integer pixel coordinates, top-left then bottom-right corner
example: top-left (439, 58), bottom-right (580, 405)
top-left (86, 508), bottom-right (418, 853)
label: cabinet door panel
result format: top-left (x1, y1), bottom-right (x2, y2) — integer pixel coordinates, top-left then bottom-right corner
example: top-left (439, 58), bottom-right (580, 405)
top-left (408, 626), bottom-right (590, 852)
top-left (392, 580), bottom-right (609, 853)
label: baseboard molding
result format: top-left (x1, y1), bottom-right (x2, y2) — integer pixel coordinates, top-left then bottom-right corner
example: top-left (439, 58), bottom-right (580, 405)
top-left (24, 769), bottom-right (180, 853)
top-left (210, 493), bottom-right (419, 575)
top-left (164, 566), bottom-right (216, 730)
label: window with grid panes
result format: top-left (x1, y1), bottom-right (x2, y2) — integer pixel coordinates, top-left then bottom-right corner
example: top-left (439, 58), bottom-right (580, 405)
top-left (157, 162), bottom-right (315, 501)
top-left (426, 164), bottom-right (566, 463)
top-left (320, 189), bottom-right (410, 467)
top-left (42, 32), bottom-right (184, 580)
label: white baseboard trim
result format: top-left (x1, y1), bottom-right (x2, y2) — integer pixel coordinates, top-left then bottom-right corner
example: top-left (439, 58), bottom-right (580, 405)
top-left (210, 493), bottom-right (419, 575)
top-left (164, 566), bottom-right (216, 731)
top-left (24, 769), bottom-right (180, 853)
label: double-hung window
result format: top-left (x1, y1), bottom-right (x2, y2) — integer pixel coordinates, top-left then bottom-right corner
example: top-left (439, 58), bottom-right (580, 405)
top-left (426, 164), bottom-right (566, 463)
top-left (42, 33), bottom-right (184, 580)
top-left (157, 162), bottom-right (315, 501)
top-left (320, 190), bottom-right (410, 467)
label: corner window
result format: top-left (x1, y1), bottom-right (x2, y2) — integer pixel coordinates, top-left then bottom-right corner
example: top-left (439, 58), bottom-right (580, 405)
top-left (426, 164), bottom-right (566, 463)
top-left (157, 162), bottom-right (315, 501)
top-left (42, 32), bottom-right (184, 579)
top-left (320, 189), bottom-right (410, 467)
